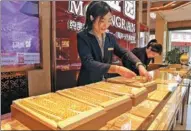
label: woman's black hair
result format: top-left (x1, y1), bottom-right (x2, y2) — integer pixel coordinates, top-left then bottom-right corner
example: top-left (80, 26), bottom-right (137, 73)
top-left (146, 39), bottom-right (162, 55)
top-left (150, 43), bottom-right (163, 55)
top-left (146, 39), bottom-right (158, 48)
top-left (83, 1), bottom-right (112, 32)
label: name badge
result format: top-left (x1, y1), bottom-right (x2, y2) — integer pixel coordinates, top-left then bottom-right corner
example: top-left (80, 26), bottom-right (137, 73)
top-left (108, 48), bottom-right (114, 51)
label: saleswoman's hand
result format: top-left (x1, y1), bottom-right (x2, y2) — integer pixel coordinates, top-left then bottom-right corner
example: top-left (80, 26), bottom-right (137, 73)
top-left (138, 65), bottom-right (152, 81)
top-left (117, 66), bottom-right (137, 78)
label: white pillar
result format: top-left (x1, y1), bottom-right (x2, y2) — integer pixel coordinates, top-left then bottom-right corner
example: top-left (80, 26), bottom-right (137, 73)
top-left (137, 0), bottom-right (143, 47)
top-left (146, 0), bottom-right (151, 44)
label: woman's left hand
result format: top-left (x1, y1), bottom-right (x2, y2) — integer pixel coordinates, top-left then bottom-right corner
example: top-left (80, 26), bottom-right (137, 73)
top-left (138, 65), bottom-right (152, 81)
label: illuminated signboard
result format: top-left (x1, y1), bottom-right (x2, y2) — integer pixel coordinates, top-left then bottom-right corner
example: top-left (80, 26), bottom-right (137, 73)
top-left (68, 1), bottom-right (136, 42)
top-left (1, 1), bottom-right (40, 67)
top-left (171, 32), bottom-right (191, 42)
top-left (56, 1), bottom-right (137, 71)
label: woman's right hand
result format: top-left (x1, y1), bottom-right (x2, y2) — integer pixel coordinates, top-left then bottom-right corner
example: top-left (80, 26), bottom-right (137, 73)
top-left (116, 66), bottom-right (137, 78)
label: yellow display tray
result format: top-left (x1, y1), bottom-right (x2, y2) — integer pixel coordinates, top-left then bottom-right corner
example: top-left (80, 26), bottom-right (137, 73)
top-left (155, 79), bottom-right (178, 84)
top-left (57, 87), bottom-right (131, 111)
top-left (104, 113), bottom-right (145, 130)
top-left (148, 90), bottom-right (171, 102)
top-left (11, 93), bottom-right (105, 130)
top-left (56, 86), bottom-right (132, 130)
top-left (129, 100), bottom-right (159, 118)
top-left (90, 81), bottom-right (148, 106)
top-left (1, 118), bottom-right (30, 130)
top-left (107, 76), bottom-right (157, 93)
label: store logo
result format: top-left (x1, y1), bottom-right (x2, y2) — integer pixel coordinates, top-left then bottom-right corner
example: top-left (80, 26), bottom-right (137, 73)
top-left (105, 1), bottom-right (121, 12)
top-left (112, 15), bottom-right (135, 33)
top-left (68, 1), bottom-right (136, 20)
top-left (124, 1), bottom-right (136, 20)
top-left (68, 1), bottom-right (136, 42)
top-left (68, 1), bottom-right (84, 16)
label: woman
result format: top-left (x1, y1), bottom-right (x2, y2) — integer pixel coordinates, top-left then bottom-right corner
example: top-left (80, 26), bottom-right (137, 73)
top-left (77, 1), bottom-right (151, 86)
top-left (126, 39), bottom-right (163, 75)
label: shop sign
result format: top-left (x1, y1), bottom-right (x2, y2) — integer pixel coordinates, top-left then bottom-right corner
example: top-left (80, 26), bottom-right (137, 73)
top-left (105, 1), bottom-right (121, 12)
top-left (112, 15), bottom-right (135, 33)
top-left (68, 1), bottom-right (84, 16)
top-left (171, 32), bottom-right (191, 42)
top-left (123, 1), bottom-right (136, 20)
top-left (68, 1), bottom-right (136, 42)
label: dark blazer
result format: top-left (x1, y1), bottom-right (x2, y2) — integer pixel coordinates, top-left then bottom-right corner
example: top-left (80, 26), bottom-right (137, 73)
top-left (77, 30), bottom-right (141, 86)
top-left (125, 47), bottom-right (154, 75)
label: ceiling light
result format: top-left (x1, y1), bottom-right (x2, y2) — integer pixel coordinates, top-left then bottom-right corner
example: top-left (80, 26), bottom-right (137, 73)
top-left (150, 12), bottom-right (156, 19)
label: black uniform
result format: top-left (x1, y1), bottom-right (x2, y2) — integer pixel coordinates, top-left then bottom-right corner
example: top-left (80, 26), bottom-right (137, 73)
top-left (77, 30), bottom-right (141, 86)
top-left (125, 47), bottom-right (154, 75)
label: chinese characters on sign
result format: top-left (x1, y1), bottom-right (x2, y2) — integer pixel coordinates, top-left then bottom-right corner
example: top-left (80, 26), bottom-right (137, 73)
top-left (56, 1), bottom-right (137, 71)
top-left (105, 1), bottom-right (136, 20)
top-left (68, 1), bottom-right (136, 43)
top-left (123, 1), bottom-right (136, 20)
top-left (171, 32), bottom-right (191, 42)
top-left (1, 1), bottom-right (40, 66)
top-left (67, 20), bottom-right (85, 32)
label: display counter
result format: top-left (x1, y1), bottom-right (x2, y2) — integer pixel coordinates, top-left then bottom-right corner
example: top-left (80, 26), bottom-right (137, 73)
top-left (1, 67), bottom-right (190, 130)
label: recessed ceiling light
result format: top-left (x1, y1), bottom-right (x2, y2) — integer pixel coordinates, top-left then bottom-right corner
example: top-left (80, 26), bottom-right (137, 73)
top-left (150, 12), bottom-right (156, 19)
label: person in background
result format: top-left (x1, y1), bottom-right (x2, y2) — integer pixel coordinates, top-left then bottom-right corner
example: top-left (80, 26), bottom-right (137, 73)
top-left (77, 1), bottom-right (151, 86)
top-left (125, 39), bottom-right (163, 75)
